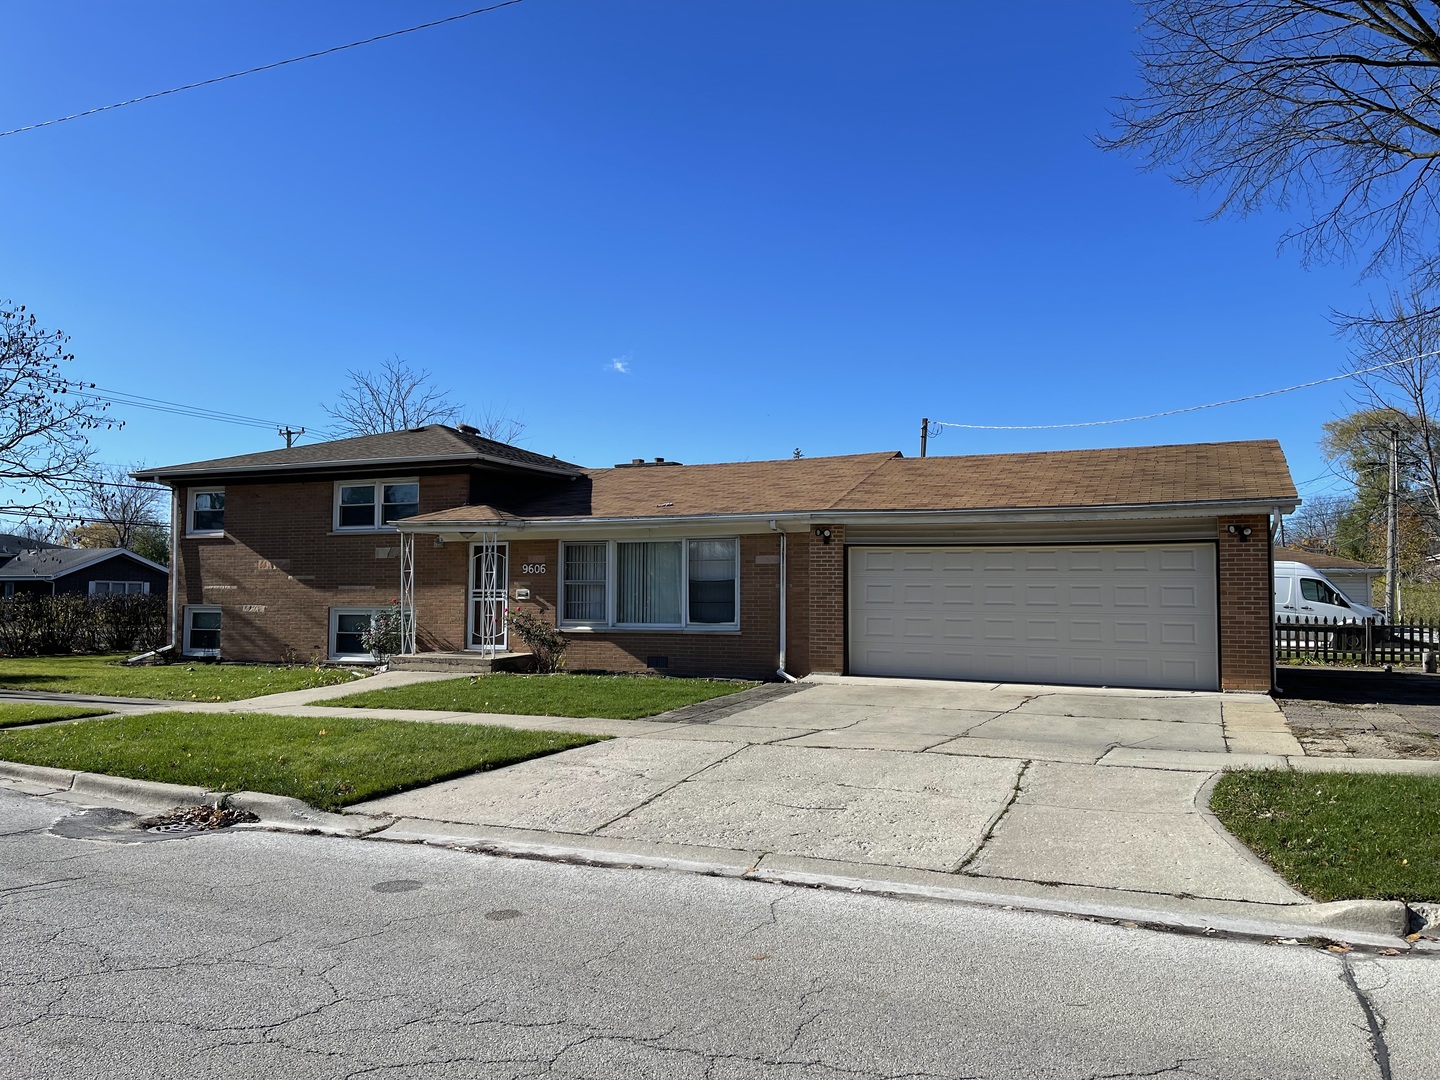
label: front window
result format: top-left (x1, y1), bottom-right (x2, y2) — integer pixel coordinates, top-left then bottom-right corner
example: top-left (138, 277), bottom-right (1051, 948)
top-left (184, 606), bottom-right (221, 656)
top-left (560, 538), bottom-right (739, 629)
top-left (335, 480), bottom-right (419, 530)
top-left (89, 581), bottom-right (150, 596)
top-left (189, 489), bottom-right (224, 535)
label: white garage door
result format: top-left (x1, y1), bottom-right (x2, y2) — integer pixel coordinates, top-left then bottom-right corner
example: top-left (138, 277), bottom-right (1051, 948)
top-left (848, 544), bottom-right (1218, 690)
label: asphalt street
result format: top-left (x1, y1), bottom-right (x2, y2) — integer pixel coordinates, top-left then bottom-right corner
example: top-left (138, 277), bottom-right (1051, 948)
top-left (3, 790), bottom-right (1437, 1080)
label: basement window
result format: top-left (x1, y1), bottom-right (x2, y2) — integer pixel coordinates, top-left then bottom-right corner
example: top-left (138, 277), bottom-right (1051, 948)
top-left (183, 606), bottom-right (221, 657)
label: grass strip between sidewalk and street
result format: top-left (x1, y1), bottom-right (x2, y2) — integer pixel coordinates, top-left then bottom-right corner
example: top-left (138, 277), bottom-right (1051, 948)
top-left (0, 703), bottom-right (111, 729)
top-left (325, 672), bottom-right (758, 719)
top-left (0, 655), bottom-right (360, 702)
top-left (0, 711), bottom-right (606, 811)
top-left (1210, 769), bottom-right (1440, 903)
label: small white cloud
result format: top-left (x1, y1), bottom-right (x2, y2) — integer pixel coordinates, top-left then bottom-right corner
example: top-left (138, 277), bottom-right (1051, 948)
top-left (607, 357), bottom-right (630, 374)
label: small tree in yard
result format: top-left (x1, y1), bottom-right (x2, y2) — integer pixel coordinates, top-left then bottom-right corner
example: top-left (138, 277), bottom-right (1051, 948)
top-left (506, 610), bottom-right (569, 673)
top-left (359, 606), bottom-right (403, 661)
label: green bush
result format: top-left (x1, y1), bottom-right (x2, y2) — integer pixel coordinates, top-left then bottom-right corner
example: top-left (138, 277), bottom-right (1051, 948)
top-left (506, 610), bottom-right (569, 673)
top-left (0, 594), bottom-right (166, 657)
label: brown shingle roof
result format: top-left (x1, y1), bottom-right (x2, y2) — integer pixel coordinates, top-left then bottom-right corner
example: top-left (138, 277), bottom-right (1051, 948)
top-left (135, 425), bottom-right (583, 481)
top-left (407, 440), bottom-right (1296, 525)
top-left (834, 440), bottom-right (1297, 512)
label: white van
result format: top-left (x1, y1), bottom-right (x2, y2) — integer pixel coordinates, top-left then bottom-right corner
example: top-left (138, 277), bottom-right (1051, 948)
top-left (1274, 561), bottom-right (1384, 624)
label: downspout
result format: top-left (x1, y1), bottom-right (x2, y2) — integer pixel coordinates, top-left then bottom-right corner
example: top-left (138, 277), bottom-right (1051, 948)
top-left (171, 487), bottom-right (181, 653)
top-left (774, 524), bottom-right (797, 683)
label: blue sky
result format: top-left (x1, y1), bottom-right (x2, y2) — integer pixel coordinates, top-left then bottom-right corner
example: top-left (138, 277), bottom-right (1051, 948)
top-left (0, 1), bottom-right (1385, 511)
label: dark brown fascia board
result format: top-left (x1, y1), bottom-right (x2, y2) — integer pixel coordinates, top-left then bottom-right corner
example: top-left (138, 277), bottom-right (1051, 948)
top-left (397, 497), bottom-right (1300, 534)
top-left (132, 452), bottom-right (583, 484)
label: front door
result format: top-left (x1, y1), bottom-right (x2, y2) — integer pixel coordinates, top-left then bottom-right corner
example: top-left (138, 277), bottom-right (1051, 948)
top-left (468, 542), bottom-right (509, 650)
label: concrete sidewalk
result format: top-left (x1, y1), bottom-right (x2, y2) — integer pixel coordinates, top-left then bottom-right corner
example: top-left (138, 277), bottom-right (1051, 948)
top-left (4, 672), bottom-right (1437, 947)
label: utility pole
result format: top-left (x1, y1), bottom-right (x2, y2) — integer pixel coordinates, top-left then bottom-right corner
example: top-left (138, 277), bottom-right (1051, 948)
top-left (278, 426), bottom-right (305, 449)
top-left (920, 418), bottom-right (928, 458)
top-left (1387, 427), bottom-right (1400, 619)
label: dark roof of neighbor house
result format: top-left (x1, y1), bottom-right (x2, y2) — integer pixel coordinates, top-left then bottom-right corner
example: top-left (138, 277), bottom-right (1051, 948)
top-left (0, 533), bottom-right (64, 559)
top-left (133, 425), bottom-right (584, 482)
top-left (0, 547), bottom-right (169, 582)
top-left (407, 440), bottom-right (1298, 526)
top-left (1274, 547), bottom-right (1381, 572)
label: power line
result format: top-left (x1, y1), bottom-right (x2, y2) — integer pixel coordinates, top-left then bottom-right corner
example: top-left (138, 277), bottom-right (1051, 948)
top-left (75, 386), bottom-right (306, 433)
top-left (930, 352), bottom-right (1440, 432)
top-left (0, 0), bottom-right (527, 139)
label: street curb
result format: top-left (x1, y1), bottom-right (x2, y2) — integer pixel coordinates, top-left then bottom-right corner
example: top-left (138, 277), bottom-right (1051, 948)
top-left (3, 758), bottom-right (1428, 950)
top-left (361, 819), bottom-right (1418, 951)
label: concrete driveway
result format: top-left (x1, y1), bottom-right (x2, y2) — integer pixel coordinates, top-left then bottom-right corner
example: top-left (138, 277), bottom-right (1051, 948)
top-left (354, 676), bottom-right (1311, 908)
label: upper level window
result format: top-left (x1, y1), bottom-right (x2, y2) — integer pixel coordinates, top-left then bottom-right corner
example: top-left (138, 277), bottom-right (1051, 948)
top-left (188, 489), bottom-right (224, 536)
top-left (335, 479), bottom-right (419, 531)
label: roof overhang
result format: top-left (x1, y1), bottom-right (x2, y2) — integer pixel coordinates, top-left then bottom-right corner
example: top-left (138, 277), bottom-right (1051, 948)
top-left (396, 498), bottom-right (1300, 540)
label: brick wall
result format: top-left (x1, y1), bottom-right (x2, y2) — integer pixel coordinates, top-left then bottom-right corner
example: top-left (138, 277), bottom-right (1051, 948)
top-left (171, 473), bottom-right (470, 663)
top-left (1217, 514), bottom-right (1273, 692)
top-left (498, 534), bottom-right (785, 681)
top-left (807, 524), bottom-right (845, 673)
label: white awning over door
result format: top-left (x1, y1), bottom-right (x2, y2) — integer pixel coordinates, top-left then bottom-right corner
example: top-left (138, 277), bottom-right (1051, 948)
top-left (847, 544), bottom-right (1219, 690)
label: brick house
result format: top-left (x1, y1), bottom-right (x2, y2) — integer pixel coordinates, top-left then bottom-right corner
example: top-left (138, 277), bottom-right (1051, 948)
top-left (137, 428), bottom-right (1298, 692)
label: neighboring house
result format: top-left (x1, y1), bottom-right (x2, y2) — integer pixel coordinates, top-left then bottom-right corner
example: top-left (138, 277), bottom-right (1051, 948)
top-left (0, 533), bottom-right (64, 570)
top-left (1273, 546), bottom-right (1381, 608)
top-left (137, 428), bottom-right (1298, 692)
top-left (0, 547), bottom-right (169, 598)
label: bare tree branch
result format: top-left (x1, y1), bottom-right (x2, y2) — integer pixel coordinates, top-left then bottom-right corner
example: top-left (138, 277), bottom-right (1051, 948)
top-left (0, 301), bottom-right (120, 514)
top-left (1101, 1), bottom-right (1440, 291)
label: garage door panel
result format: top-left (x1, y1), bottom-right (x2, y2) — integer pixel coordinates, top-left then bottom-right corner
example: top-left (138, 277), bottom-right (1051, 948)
top-left (848, 544), bottom-right (1218, 690)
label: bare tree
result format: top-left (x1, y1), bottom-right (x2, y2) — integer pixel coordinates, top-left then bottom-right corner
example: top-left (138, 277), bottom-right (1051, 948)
top-left (1284, 492), bottom-right (1353, 552)
top-left (323, 355), bottom-right (525, 442)
top-left (0, 301), bottom-right (119, 513)
top-left (64, 462), bottom-right (167, 553)
top-left (1101, 2), bottom-right (1440, 299)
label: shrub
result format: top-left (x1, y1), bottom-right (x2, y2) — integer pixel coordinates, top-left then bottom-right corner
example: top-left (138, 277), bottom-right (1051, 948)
top-left (0, 594), bottom-right (166, 656)
top-left (506, 609), bottom-right (569, 673)
top-left (359, 605), bottom-right (403, 660)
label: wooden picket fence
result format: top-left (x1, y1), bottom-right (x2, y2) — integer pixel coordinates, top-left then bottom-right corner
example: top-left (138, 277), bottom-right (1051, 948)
top-left (1275, 615), bottom-right (1440, 666)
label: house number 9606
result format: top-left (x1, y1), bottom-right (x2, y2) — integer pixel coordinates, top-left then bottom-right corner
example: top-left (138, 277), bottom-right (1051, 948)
top-left (521, 563), bottom-right (547, 575)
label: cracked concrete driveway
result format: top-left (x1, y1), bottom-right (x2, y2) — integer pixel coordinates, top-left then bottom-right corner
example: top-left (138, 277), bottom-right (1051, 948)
top-left (355, 676), bottom-right (1311, 906)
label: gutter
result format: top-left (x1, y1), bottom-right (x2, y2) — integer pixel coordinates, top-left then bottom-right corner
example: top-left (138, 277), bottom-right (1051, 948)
top-left (398, 498), bottom-right (1302, 536)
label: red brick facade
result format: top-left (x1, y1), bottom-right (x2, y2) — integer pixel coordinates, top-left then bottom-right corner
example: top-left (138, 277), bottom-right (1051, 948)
top-left (1217, 513), bottom-right (1274, 692)
top-left (172, 475), bottom-right (1278, 692)
top-left (172, 473), bottom-right (470, 663)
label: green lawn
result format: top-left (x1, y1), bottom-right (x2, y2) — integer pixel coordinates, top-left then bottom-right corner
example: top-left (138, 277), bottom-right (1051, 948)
top-left (1211, 770), bottom-right (1440, 902)
top-left (0, 703), bottom-right (110, 729)
top-left (0, 712), bottom-right (606, 811)
top-left (0, 655), bottom-right (360, 702)
top-left (325, 672), bottom-right (757, 719)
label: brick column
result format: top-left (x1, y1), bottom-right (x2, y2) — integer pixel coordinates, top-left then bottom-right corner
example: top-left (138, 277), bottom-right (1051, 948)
top-left (1217, 514), bottom-right (1273, 692)
top-left (808, 525), bottom-right (845, 673)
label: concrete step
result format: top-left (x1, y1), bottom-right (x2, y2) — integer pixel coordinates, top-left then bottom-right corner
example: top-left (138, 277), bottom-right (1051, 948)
top-left (389, 651), bottom-right (532, 674)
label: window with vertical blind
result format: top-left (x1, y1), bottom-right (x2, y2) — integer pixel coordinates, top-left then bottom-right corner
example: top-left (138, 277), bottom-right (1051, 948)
top-left (559, 538), bottom-right (739, 629)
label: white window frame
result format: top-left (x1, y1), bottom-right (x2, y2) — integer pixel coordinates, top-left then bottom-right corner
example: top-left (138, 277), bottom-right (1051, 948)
top-left (558, 537), bottom-right (740, 631)
top-left (187, 488), bottom-right (225, 537)
top-left (89, 581), bottom-right (150, 596)
top-left (183, 605), bottom-right (222, 657)
top-left (330, 607), bottom-right (384, 661)
top-left (333, 478), bottom-right (420, 532)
